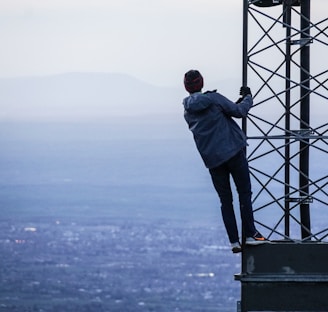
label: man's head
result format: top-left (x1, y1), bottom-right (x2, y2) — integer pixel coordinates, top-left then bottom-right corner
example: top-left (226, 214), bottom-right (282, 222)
top-left (184, 70), bottom-right (204, 94)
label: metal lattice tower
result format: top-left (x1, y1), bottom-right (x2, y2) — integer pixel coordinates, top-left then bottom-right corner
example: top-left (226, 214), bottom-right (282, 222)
top-left (236, 1), bottom-right (328, 311)
top-left (243, 0), bottom-right (328, 242)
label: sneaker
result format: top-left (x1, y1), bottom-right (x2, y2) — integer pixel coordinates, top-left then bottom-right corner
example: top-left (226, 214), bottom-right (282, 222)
top-left (245, 232), bottom-right (268, 245)
top-left (231, 242), bottom-right (242, 253)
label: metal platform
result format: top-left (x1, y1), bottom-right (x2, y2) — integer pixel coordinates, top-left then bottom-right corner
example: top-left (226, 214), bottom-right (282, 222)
top-left (235, 242), bottom-right (328, 311)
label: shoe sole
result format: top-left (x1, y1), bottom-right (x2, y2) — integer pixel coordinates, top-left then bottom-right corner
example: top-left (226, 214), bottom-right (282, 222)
top-left (245, 240), bottom-right (269, 246)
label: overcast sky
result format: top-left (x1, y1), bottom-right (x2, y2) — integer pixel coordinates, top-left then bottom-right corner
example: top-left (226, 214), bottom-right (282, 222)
top-left (0, 1), bottom-right (327, 87)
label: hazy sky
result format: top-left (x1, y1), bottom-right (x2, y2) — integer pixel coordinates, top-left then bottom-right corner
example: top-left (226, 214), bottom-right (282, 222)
top-left (0, 1), bottom-right (327, 87)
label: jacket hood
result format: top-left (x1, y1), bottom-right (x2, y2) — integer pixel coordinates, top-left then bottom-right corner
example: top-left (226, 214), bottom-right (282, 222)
top-left (183, 92), bottom-right (212, 113)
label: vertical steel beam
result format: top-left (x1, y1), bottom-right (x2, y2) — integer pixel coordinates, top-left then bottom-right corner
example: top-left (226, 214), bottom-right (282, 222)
top-left (299, 0), bottom-right (311, 239)
top-left (284, 3), bottom-right (292, 237)
top-left (242, 0), bottom-right (249, 136)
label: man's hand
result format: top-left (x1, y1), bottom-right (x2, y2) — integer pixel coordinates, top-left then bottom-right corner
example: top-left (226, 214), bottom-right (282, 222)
top-left (240, 86), bottom-right (252, 97)
top-left (236, 86), bottom-right (252, 104)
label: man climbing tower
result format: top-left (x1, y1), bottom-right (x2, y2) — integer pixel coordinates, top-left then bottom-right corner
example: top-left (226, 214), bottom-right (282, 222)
top-left (182, 69), bottom-right (267, 253)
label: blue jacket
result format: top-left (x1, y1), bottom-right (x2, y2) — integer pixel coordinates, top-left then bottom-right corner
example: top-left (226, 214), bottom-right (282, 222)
top-left (183, 91), bottom-right (253, 169)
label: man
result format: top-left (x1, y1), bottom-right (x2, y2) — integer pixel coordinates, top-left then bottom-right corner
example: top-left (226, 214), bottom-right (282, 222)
top-left (182, 69), bottom-right (267, 253)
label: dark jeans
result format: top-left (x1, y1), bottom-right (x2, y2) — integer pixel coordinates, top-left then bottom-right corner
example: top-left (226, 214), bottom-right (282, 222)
top-left (209, 150), bottom-right (257, 243)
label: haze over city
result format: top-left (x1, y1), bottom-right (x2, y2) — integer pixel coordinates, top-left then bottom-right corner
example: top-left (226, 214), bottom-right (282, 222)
top-left (0, 0), bottom-right (327, 88)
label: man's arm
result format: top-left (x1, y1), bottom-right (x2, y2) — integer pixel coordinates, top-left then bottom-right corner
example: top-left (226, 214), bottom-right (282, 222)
top-left (214, 92), bottom-right (253, 118)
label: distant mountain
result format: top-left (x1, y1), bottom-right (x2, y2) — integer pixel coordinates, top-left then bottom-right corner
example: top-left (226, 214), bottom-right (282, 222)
top-left (0, 72), bottom-right (185, 121)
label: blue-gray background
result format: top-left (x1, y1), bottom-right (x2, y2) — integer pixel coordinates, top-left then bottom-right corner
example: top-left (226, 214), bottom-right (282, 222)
top-left (0, 73), bottom-right (326, 311)
top-left (0, 114), bottom-right (242, 311)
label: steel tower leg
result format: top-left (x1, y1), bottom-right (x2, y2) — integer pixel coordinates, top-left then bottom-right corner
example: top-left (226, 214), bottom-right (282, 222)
top-left (242, 0), bottom-right (249, 136)
top-left (299, 0), bottom-right (311, 239)
top-left (284, 2), bottom-right (292, 238)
